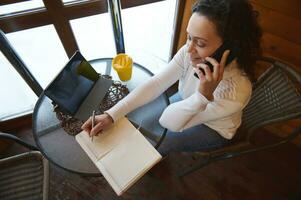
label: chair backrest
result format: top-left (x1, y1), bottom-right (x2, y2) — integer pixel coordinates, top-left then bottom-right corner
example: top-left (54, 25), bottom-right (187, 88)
top-left (0, 132), bottom-right (49, 199)
top-left (241, 57), bottom-right (301, 135)
top-left (0, 151), bottom-right (49, 200)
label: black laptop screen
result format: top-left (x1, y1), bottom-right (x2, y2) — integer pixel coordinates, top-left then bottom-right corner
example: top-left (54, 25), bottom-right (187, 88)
top-left (45, 51), bottom-right (99, 115)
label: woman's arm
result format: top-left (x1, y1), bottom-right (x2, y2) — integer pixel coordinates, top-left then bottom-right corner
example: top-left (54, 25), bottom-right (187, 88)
top-left (106, 46), bottom-right (187, 122)
top-left (159, 74), bottom-right (252, 132)
top-left (159, 96), bottom-right (244, 132)
top-left (83, 46), bottom-right (187, 136)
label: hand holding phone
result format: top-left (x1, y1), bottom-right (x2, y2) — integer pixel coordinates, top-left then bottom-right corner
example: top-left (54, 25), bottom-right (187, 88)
top-left (194, 41), bottom-right (237, 78)
top-left (195, 50), bottom-right (230, 101)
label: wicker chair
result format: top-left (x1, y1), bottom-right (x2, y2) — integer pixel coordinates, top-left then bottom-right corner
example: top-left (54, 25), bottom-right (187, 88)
top-left (0, 132), bottom-right (49, 200)
top-left (177, 57), bottom-right (301, 177)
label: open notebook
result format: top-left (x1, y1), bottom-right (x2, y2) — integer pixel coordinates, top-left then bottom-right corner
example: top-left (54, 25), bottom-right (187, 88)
top-left (75, 117), bottom-right (162, 196)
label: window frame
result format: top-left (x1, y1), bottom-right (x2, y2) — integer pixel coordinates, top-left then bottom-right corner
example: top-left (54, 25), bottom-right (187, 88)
top-left (0, 0), bottom-right (165, 57)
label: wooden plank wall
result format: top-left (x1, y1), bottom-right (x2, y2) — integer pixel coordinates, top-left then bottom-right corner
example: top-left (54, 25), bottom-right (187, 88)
top-left (175, 0), bottom-right (301, 144)
top-left (251, 0), bottom-right (301, 73)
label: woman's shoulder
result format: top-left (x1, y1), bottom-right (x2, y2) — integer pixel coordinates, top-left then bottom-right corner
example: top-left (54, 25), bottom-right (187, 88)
top-left (234, 74), bottom-right (252, 107)
top-left (223, 60), bottom-right (252, 92)
top-left (216, 68), bottom-right (252, 105)
top-left (235, 74), bottom-right (252, 96)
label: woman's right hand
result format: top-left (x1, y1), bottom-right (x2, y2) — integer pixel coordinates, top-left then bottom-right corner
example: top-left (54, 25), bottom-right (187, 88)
top-left (81, 113), bottom-right (114, 137)
top-left (194, 50), bottom-right (230, 101)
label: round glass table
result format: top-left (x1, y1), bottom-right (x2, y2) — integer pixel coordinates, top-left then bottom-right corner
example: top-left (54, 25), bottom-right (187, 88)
top-left (32, 58), bottom-right (169, 176)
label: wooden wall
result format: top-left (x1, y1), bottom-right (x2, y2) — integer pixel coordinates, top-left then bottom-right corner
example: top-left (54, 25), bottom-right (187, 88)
top-left (251, 0), bottom-right (301, 73)
top-left (175, 0), bottom-right (301, 144)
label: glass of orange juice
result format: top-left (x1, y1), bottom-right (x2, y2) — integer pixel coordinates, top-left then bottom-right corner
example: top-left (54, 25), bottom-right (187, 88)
top-left (112, 54), bottom-right (133, 83)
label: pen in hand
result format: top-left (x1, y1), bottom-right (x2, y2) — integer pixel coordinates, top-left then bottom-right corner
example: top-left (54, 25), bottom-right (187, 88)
top-left (91, 110), bottom-right (95, 142)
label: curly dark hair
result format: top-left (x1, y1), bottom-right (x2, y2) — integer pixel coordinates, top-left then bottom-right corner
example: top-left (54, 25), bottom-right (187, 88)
top-left (192, 0), bottom-right (262, 81)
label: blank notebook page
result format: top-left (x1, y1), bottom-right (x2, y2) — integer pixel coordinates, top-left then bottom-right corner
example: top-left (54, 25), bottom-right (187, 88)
top-left (99, 130), bottom-right (160, 189)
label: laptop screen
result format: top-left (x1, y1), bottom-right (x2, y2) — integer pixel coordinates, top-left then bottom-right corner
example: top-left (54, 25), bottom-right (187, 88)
top-left (45, 51), bottom-right (99, 115)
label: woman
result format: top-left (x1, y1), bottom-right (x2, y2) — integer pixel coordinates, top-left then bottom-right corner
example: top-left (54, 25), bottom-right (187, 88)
top-left (82, 0), bottom-right (262, 155)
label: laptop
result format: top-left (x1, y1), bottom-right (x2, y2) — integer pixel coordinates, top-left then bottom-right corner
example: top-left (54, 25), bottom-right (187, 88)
top-left (44, 51), bottom-right (113, 121)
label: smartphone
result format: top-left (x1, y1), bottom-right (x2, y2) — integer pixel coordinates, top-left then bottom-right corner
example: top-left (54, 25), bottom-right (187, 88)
top-left (194, 41), bottom-right (237, 78)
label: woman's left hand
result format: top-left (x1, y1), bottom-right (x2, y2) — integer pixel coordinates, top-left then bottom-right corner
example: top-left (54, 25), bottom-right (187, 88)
top-left (194, 50), bottom-right (230, 101)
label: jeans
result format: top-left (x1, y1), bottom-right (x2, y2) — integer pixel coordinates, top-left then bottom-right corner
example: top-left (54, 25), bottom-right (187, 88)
top-left (157, 93), bottom-right (230, 156)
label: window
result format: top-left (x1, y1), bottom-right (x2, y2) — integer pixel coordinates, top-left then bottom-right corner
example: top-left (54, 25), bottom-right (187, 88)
top-left (122, 0), bottom-right (177, 73)
top-left (5, 25), bottom-right (68, 88)
top-left (0, 52), bottom-right (37, 121)
top-left (70, 13), bottom-right (116, 60)
top-left (0, 0), bottom-right (178, 121)
top-left (0, 0), bottom-right (44, 16)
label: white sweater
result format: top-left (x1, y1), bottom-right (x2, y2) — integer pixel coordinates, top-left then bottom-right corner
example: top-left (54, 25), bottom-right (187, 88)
top-left (106, 45), bottom-right (252, 139)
